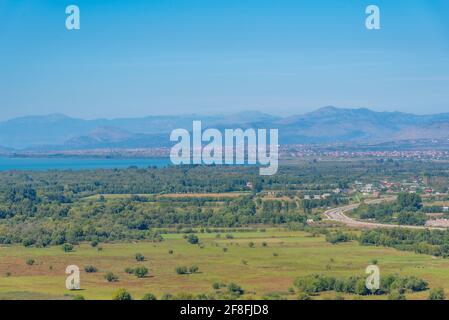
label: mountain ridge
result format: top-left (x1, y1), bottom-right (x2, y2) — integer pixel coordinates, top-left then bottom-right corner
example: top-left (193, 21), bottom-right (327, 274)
top-left (1, 107), bottom-right (448, 150)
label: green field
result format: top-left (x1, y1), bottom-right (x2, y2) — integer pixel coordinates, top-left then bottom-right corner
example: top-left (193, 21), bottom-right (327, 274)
top-left (1, 229), bottom-right (449, 300)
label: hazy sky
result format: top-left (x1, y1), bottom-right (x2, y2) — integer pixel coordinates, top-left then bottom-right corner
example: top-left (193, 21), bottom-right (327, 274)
top-left (0, 0), bottom-right (448, 120)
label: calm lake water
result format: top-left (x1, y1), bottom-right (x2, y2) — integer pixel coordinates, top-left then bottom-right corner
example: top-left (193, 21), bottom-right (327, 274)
top-left (0, 157), bottom-right (171, 171)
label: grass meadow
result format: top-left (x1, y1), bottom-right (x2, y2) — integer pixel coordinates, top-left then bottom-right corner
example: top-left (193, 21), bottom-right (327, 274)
top-left (1, 229), bottom-right (449, 300)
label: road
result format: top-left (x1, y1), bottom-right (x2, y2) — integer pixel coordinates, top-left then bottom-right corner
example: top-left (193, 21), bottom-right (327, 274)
top-left (323, 197), bottom-right (446, 230)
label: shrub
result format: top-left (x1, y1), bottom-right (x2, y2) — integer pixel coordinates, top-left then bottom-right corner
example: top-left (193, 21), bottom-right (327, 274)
top-left (168, 250), bottom-right (174, 254)
top-left (325, 231), bottom-right (351, 244)
top-left (388, 290), bottom-right (406, 300)
top-left (62, 243), bottom-right (74, 252)
top-left (189, 265), bottom-right (199, 274)
top-left (135, 253), bottom-right (145, 262)
top-left (105, 272), bottom-right (119, 282)
top-left (161, 293), bottom-right (173, 300)
top-left (26, 258), bottom-right (35, 266)
top-left (112, 288), bottom-right (132, 300)
top-left (84, 265), bottom-right (97, 273)
top-left (73, 295), bottom-right (85, 300)
top-left (212, 282), bottom-right (225, 290)
top-left (248, 242), bottom-right (255, 248)
top-left (176, 266), bottom-right (188, 275)
top-left (227, 283), bottom-right (245, 296)
top-left (297, 292), bottom-right (312, 300)
top-left (142, 293), bottom-right (157, 300)
top-left (186, 234), bottom-right (199, 244)
top-left (134, 266), bottom-right (149, 278)
top-left (124, 267), bottom-right (134, 274)
top-left (428, 288), bottom-right (445, 300)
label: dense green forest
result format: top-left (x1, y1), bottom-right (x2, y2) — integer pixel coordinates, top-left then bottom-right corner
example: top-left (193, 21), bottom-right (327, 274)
top-left (360, 228), bottom-right (449, 257)
top-left (0, 160), bottom-right (447, 247)
top-left (353, 193), bottom-right (432, 225)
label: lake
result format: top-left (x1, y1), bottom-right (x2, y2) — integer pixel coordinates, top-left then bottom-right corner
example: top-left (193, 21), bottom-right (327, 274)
top-left (0, 157), bottom-right (171, 171)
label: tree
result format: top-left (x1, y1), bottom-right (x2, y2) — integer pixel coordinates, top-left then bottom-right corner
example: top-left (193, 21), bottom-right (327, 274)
top-left (112, 288), bottom-right (132, 300)
top-left (428, 288), bottom-right (445, 300)
top-left (398, 193), bottom-right (422, 210)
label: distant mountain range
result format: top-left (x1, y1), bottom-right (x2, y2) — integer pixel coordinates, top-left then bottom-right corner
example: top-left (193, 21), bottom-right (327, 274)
top-left (1, 107), bottom-right (448, 151)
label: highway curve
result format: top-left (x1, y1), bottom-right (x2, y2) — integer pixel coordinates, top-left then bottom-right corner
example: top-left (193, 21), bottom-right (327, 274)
top-left (323, 197), bottom-right (445, 230)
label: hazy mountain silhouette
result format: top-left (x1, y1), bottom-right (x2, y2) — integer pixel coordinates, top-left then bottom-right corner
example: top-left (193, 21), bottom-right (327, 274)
top-left (0, 107), bottom-right (448, 150)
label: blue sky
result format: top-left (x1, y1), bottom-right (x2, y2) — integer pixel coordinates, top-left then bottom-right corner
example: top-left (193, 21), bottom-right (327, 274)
top-left (0, 0), bottom-right (448, 120)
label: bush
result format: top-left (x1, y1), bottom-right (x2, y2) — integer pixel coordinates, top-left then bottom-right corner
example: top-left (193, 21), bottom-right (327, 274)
top-left (297, 292), bottom-right (312, 300)
top-left (168, 250), bottom-right (174, 254)
top-left (161, 293), bottom-right (173, 300)
top-left (105, 272), bottom-right (119, 282)
top-left (325, 231), bottom-right (351, 244)
top-left (142, 293), bottom-right (157, 300)
top-left (84, 265), bottom-right (97, 273)
top-left (176, 266), bottom-right (189, 275)
top-left (124, 267), bottom-right (134, 274)
top-left (112, 288), bottom-right (132, 300)
top-left (135, 253), bottom-right (145, 262)
top-left (227, 283), bottom-right (245, 296)
top-left (90, 240), bottom-right (99, 247)
top-left (26, 258), bottom-right (35, 266)
top-left (62, 244), bottom-right (74, 252)
top-left (73, 295), bottom-right (85, 300)
top-left (294, 273), bottom-right (428, 296)
top-left (212, 282), bottom-right (225, 290)
top-left (186, 234), bottom-right (199, 245)
top-left (388, 290), bottom-right (406, 300)
top-left (134, 266), bottom-right (149, 278)
top-left (189, 265), bottom-right (199, 274)
top-left (428, 288), bottom-right (445, 300)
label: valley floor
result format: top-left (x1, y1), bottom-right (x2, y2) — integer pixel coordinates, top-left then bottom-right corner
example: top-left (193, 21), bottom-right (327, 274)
top-left (1, 229), bottom-right (449, 300)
